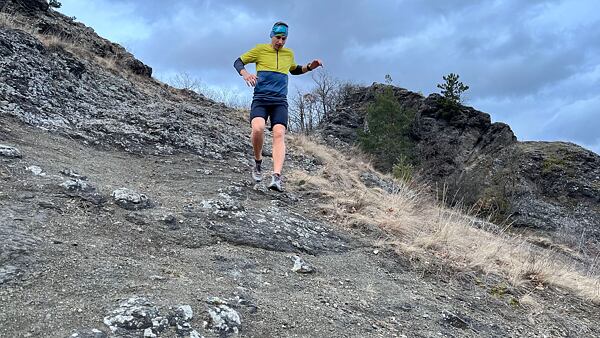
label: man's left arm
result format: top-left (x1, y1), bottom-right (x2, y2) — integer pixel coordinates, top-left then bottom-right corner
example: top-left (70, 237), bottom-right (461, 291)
top-left (290, 59), bottom-right (324, 75)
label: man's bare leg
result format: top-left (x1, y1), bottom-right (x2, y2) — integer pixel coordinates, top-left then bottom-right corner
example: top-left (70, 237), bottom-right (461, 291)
top-left (251, 117), bottom-right (266, 161)
top-left (272, 124), bottom-right (286, 174)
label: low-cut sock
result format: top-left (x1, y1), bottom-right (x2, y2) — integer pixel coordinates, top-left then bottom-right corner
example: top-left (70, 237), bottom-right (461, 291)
top-left (255, 159), bottom-right (262, 171)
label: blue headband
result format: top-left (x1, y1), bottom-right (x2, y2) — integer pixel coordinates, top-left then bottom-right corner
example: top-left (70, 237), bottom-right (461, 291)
top-left (270, 24), bottom-right (288, 38)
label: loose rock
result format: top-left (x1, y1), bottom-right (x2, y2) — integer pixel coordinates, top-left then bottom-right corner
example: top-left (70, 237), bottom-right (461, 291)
top-left (0, 144), bottom-right (22, 158)
top-left (60, 179), bottom-right (105, 205)
top-left (206, 304), bottom-right (242, 334)
top-left (291, 255), bottom-right (315, 274)
top-left (103, 297), bottom-right (159, 334)
top-left (26, 165), bottom-right (43, 176)
top-left (112, 188), bottom-right (153, 210)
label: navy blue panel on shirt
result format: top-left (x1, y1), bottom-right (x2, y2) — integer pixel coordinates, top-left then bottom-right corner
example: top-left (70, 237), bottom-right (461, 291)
top-left (254, 71), bottom-right (288, 103)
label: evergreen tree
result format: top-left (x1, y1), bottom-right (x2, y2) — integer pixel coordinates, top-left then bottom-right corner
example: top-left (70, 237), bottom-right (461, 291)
top-left (358, 88), bottom-right (415, 174)
top-left (437, 73), bottom-right (469, 104)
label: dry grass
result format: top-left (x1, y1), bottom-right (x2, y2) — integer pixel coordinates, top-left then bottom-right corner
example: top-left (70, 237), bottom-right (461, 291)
top-left (0, 13), bottom-right (34, 33)
top-left (288, 134), bottom-right (600, 302)
top-left (0, 13), bottom-right (17, 28)
top-left (41, 33), bottom-right (113, 74)
top-left (2, 13), bottom-right (203, 104)
top-left (1, 12), bottom-right (121, 71)
top-left (36, 33), bottom-right (71, 50)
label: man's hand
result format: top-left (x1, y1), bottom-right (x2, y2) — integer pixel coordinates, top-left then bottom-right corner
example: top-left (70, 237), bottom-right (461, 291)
top-left (241, 69), bottom-right (257, 87)
top-left (308, 59), bottom-right (323, 71)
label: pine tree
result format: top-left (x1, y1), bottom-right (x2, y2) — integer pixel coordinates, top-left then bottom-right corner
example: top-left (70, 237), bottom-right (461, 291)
top-left (437, 73), bottom-right (469, 104)
top-left (358, 88), bottom-right (415, 173)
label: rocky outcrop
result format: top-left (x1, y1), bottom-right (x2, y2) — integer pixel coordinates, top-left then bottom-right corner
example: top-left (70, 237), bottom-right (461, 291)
top-left (0, 26), bottom-right (247, 158)
top-left (320, 84), bottom-right (600, 245)
top-left (0, 0), bottom-right (49, 15)
top-left (1, 0), bottom-right (152, 76)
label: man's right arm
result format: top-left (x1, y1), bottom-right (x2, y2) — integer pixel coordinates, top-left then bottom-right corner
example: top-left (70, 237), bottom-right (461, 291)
top-left (234, 57), bottom-right (246, 75)
top-left (234, 57), bottom-right (257, 87)
top-left (236, 46), bottom-right (260, 87)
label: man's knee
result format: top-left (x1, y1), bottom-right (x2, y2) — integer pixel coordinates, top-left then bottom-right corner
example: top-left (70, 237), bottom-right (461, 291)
top-left (272, 124), bottom-right (286, 140)
top-left (251, 118), bottom-right (266, 134)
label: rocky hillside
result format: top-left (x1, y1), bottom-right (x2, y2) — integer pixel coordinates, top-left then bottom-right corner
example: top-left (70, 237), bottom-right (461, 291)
top-left (320, 84), bottom-right (600, 252)
top-left (1, 1), bottom-right (600, 337)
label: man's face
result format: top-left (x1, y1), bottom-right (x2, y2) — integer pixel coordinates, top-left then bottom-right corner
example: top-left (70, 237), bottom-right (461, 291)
top-left (271, 35), bottom-right (287, 50)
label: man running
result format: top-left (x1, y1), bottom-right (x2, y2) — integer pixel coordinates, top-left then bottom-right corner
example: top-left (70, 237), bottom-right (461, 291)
top-left (234, 21), bottom-right (323, 192)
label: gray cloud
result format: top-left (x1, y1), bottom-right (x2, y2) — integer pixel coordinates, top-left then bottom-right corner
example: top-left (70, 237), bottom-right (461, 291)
top-left (59, 0), bottom-right (600, 154)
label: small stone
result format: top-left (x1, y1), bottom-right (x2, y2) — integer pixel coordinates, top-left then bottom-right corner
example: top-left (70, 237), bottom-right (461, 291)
top-left (291, 256), bottom-right (315, 274)
top-left (143, 328), bottom-right (157, 337)
top-left (112, 188), bottom-right (153, 210)
top-left (177, 304), bottom-right (194, 321)
top-left (207, 297), bottom-right (229, 306)
top-left (0, 145), bottom-right (21, 158)
top-left (206, 304), bottom-right (241, 334)
top-left (60, 168), bottom-right (87, 180)
top-left (26, 166), bottom-right (44, 175)
top-left (442, 310), bottom-right (470, 329)
top-left (39, 201), bottom-right (57, 209)
top-left (189, 330), bottom-right (202, 338)
top-left (60, 178), bottom-right (105, 205)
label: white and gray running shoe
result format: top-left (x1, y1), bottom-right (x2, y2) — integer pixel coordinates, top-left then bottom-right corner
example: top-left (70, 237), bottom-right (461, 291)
top-left (252, 164), bottom-right (263, 182)
top-left (267, 173), bottom-right (284, 192)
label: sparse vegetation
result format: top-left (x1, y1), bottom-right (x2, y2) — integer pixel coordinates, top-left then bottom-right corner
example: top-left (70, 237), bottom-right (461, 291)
top-left (392, 155), bottom-right (413, 182)
top-left (165, 72), bottom-right (250, 108)
top-left (0, 13), bottom-right (34, 33)
top-left (169, 72), bottom-right (202, 92)
top-left (48, 0), bottom-right (62, 9)
top-left (288, 69), bottom-right (346, 133)
top-left (34, 31), bottom-right (128, 75)
top-left (384, 74), bottom-right (393, 84)
top-left (474, 185), bottom-right (513, 225)
top-left (0, 13), bottom-right (15, 28)
top-left (288, 135), bottom-right (600, 302)
top-left (542, 154), bottom-right (568, 175)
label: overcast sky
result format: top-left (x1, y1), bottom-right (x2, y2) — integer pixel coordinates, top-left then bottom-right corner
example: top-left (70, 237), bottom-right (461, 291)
top-left (58, 0), bottom-right (599, 154)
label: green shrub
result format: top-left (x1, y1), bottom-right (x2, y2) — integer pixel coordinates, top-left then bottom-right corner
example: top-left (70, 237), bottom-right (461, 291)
top-left (542, 155), bottom-right (567, 175)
